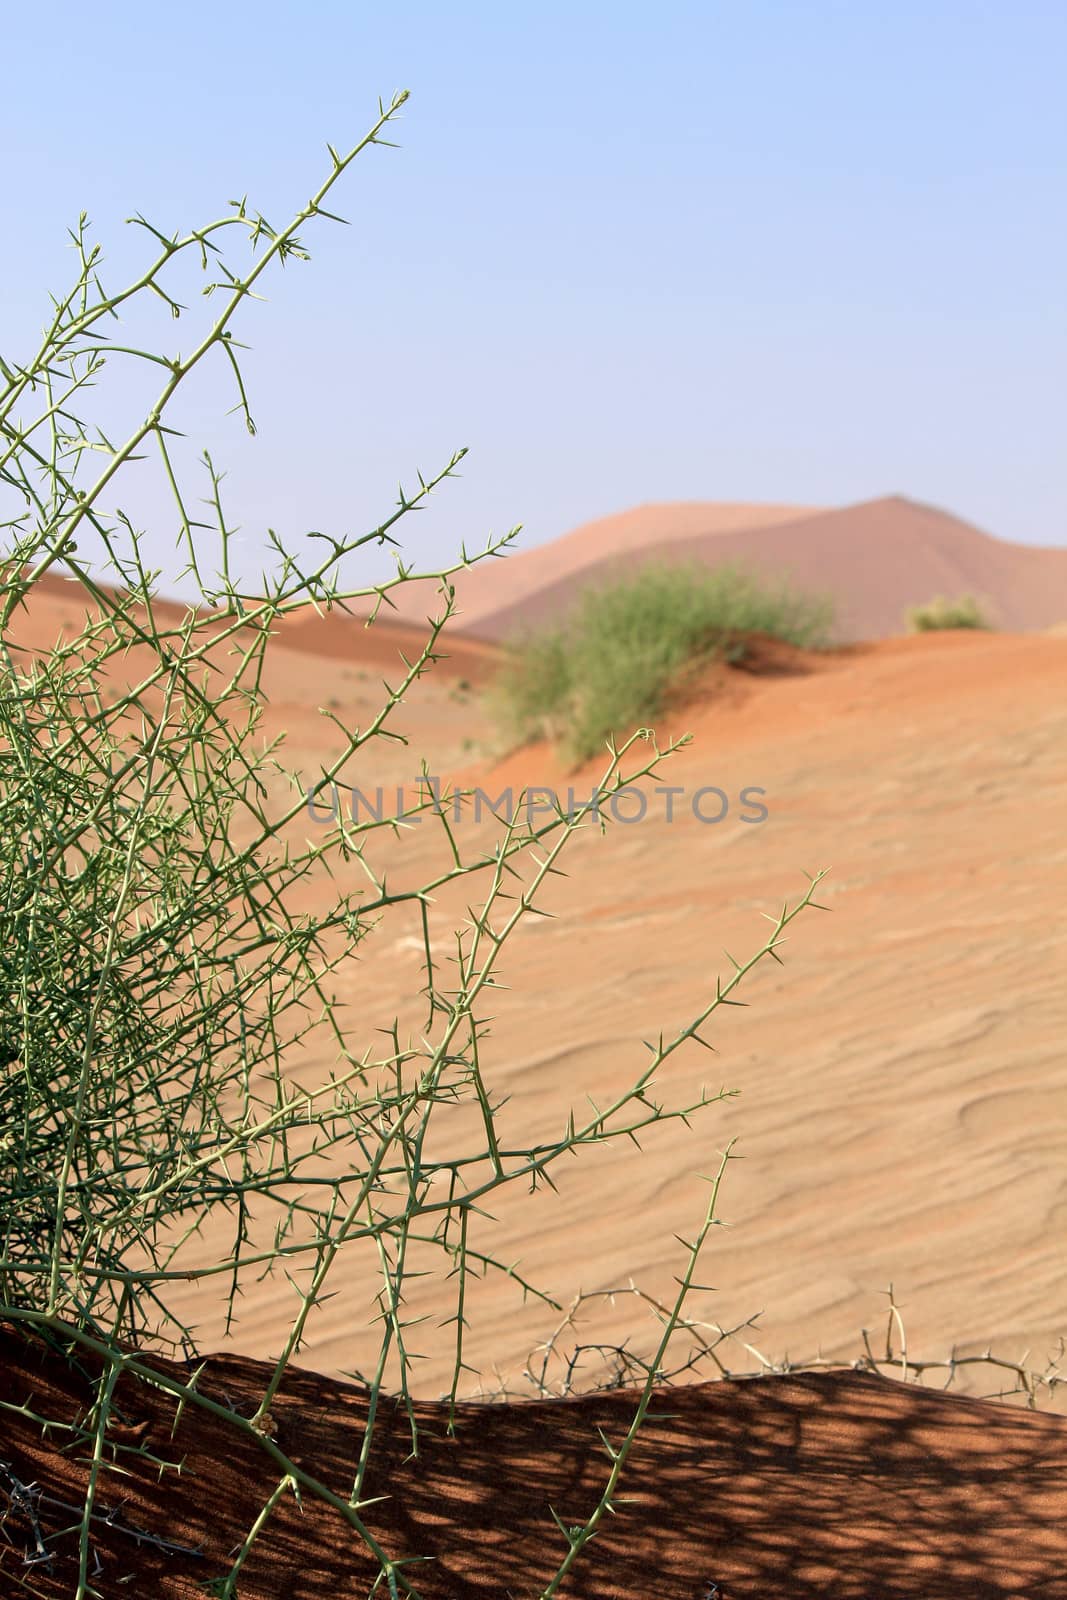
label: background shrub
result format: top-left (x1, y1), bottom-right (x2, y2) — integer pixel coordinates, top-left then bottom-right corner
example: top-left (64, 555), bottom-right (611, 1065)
top-left (905, 593), bottom-right (993, 632)
top-left (492, 559), bottom-right (835, 763)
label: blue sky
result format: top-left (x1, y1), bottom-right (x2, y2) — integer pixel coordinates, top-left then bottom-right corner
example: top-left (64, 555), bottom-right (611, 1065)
top-left (3, 2), bottom-right (1064, 597)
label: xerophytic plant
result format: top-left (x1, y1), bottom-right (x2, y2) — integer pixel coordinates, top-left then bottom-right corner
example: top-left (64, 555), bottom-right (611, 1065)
top-left (0, 91), bottom-right (826, 1598)
top-left (491, 558), bottom-right (836, 763)
top-left (904, 592), bottom-right (993, 632)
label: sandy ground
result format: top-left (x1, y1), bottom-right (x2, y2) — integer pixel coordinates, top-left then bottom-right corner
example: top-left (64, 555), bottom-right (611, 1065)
top-left (5, 1323), bottom-right (1066, 1598)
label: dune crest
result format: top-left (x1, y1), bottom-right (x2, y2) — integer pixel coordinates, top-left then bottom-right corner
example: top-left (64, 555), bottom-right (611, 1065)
top-left (468, 494), bottom-right (1067, 642)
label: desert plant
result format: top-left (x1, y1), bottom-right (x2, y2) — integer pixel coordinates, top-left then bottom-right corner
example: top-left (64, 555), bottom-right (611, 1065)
top-left (492, 558), bottom-right (835, 763)
top-left (905, 593), bottom-right (992, 632)
top-left (0, 95), bottom-right (826, 1600)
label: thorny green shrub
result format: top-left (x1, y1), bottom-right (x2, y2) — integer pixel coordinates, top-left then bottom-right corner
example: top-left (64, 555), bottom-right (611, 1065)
top-left (0, 92), bottom-right (826, 1599)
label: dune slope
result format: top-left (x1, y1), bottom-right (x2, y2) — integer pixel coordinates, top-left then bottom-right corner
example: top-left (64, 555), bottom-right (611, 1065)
top-left (471, 495), bottom-right (1067, 642)
top-left (4, 1327), bottom-right (1066, 1599)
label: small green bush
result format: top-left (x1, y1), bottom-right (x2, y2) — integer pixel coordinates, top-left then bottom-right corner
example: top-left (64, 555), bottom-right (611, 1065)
top-left (905, 593), bottom-right (992, 632)
top-left (492, 559), bottom-right (835, 763)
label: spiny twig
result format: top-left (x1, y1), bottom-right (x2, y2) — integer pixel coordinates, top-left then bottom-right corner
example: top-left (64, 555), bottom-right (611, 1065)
top-left (0, 1458), bottom-right (205, 1567)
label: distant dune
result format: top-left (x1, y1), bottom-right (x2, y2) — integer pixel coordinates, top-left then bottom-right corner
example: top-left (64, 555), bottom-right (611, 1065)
top-left (20, 495), bottom-right (1066, 653)
top-left (455, 495), bottom-right (1067, 643)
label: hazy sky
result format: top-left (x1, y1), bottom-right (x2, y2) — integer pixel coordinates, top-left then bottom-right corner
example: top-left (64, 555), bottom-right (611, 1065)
top-left (3, 2), bottom-right (1064, 599)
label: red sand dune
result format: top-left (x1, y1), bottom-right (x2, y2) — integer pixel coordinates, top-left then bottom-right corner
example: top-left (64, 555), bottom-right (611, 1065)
top-left (460, 495), bottom-right (1067, 643)
top-left (1, 569), bottom-right (501, 801)
top-left (4, 1324), bottom-right (1067, 1599)
top-left (6, 566), bottom-right (498, 685)
top-left (268, 601), bottom-right (500, 684)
